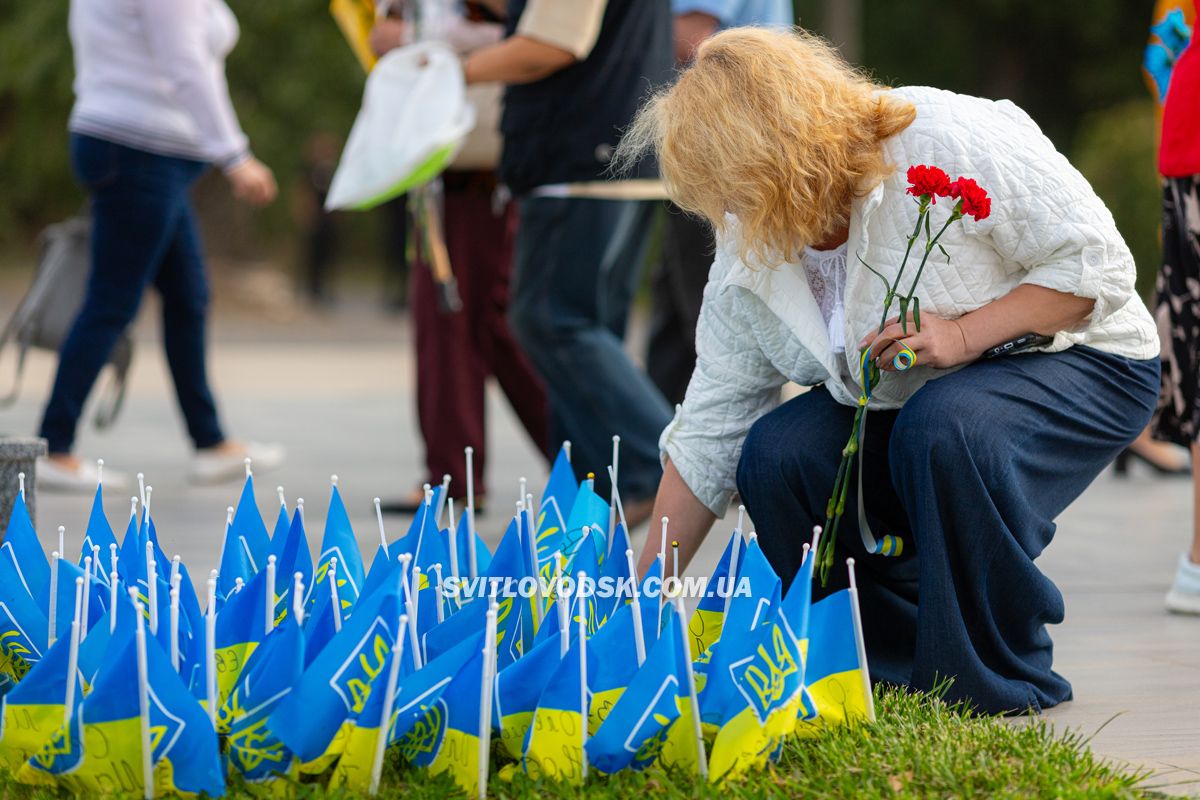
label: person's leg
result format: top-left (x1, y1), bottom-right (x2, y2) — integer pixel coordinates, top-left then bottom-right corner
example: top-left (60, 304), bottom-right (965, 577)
top-left (412, 188), bottom-right (489, 494)
top-left (40, 138), bottom-right (186, 455)
top-left (152, 188), bottom-right (227, 450)
top-left (470, 197), bottom-right (551, 461)
top-left (889, 347), bottom-right (1159, 713)
top-left (647, 206), bottom-right (713, 406)
top-left (508, 198), bottom-right (673, 503)
top-left (735, 386), bottom-right (919, 686)
top-left (1153, 176), bottom-right (1200, 611)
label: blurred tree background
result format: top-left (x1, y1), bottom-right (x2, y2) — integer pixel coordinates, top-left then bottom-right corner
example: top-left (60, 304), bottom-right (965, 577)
top-left (0, 0), bottom-right (1165, 294)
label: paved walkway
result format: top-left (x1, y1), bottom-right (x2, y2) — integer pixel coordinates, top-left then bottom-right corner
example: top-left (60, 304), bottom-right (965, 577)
top-left (1, 292), bottom-right (1196, 793)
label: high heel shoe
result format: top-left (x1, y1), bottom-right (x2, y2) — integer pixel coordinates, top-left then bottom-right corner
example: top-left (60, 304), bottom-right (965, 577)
top-left (1113, 446), bottom-right (1191, 477)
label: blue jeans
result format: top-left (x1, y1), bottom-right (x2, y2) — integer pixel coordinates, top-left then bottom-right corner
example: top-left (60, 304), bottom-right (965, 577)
top-left (736, 347), bottom-right (1159, 714)
top-left (40, 134), bottom-right (225, 453)
top-left (509, 198), bottom-right (673, 502)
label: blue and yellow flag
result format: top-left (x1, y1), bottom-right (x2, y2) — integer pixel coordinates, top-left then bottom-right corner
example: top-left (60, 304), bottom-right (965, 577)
top-left (494, 628), bottom-right (561, 760)
top-left (312, 484), bottom-right (366, 616)
top-left (399, 631), bottom-right (488, 795)
top-left (0, 554), bottom-right (48, 683)
top-left (224, 615), bottom-right (306, 785)
top-left (689, 530), bottom-right (742, 662)
top-left (482, 518), bottom-right (529, 667)
top-left (707, 608), bottom-right (802, 781)
top-left (213, 567), bottom-right (270, 706)
top-left (270, 584), bottom-right (402, 770)
top-left (269, 510), bottom-right (313, 624)
top-left (699, 540), bottom-right (780, 731)
top-left (587, 603), bottom-right (686, 775)
top-left (20, 598), bottom-right (225, 798)
top-left (562, 483), bottom-right (609, 561)
top-left (534, 446), bottom-right (578, 572)
top-left (795, 589), bottom-right (872, 732)
top-left (0, 619), bottom-right (85, 769)
top-left (586, 601), bottom-right (657, 731)
top-left (1, 492), bottom-right (48, 601)
top-left (231, 473), bottom-right (271, 573)
top-left (523, 630), bottom-right (588, 784)
top-left (78, 484), bottom-right (117, 572)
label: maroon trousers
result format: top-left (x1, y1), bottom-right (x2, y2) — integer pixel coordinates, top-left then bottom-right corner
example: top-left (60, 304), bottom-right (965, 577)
top-left (412, 183), bottom-right (550, 497)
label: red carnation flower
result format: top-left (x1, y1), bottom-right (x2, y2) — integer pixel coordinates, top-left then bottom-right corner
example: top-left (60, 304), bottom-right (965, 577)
top-left (948, 177), bottom-right (991, 221)
top-left (906, 165), bottom-right (952, 203)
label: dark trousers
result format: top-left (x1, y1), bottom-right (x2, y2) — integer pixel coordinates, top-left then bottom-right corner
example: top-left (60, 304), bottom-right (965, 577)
top-left (648, 205), bottom-right (712, 406)
top-left (41, 134), bottom-right (224, 453)
top-left (736, 347), bottom-right (1159, 714)
top-left (412, 186), bottom-right (550, 496)
top-left (509, 198), bottom-right (673, 502)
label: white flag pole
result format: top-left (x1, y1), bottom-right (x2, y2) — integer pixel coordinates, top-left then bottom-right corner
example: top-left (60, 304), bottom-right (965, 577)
top-left (137, 473), bottom-right (146, 515)
top-left (49, 550), bottom-right (60, 647)
top-left (205, 577), bottom-right (218, 730)
top-left (605, 466), bottom-right (629, 551)
top-left (672, 595), bottom-right (708, 779)
top-left (80, 556), bottom-right (93, 644)
top-left (465, 447), bottom-right (478, 580)
top-left (292, 572), bottom-right (305, 625)
top-left (64, 578), bottom-right (83, 727)
top-left (169, 555), bottom-right (181, 593)
top-left (109, 571), bottom-right (120, 634)
top-left (17, 471), bottom-right (24, 499)
top-left (398, 554), bottom-right (421, 670)
top-left (432, 563), bottom-right (445, 625)
top-left (607, 435), bottom-right (620, 557)
top-left (721, 527), bottom-right (744, 623)
top-left (265, 555), bottom-right (277, 636)
top-left (145, 542), bottom-right (158, 637)
top-left (437, 474), bottom-right (451, 529)
top-left (110, 540), bottom-right (121, 582)
top-left (846, 558), bottom-right (876, 723)
top-left (447, 498), bottom-right (460, 582)
top-left (624, 549), bottom-right (646, 666)
top-left (329, 557), bottom-right (343, 633)
top-left (374, 497), bottom-right (388, 552)
top-left (369, 614), bottom-right (407, 797)
top-left (169, 582), bottom-right (181, 672)
top-left (477, 601), bottom-right (499, 800)
top-left (134, 598), bottom-right (154, 800)
top-left (577, 573), bottom-right (589, 782)
top-left (556, 556), bottom-right (570, 658)
top-left (517, 504), bottom-right (543, 630)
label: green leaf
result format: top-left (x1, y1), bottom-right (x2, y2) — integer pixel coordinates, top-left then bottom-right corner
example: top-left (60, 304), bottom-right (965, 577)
top-left (913, 296), bottom-right (922, 331)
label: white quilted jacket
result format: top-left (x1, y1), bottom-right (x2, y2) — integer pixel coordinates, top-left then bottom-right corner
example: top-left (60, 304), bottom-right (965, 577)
top-left (661, 85), bottom-right (1160, 517)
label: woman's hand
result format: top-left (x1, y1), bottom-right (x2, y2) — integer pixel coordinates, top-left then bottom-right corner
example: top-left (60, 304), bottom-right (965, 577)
top-left (225, 157), bottom-right (277, 207)
top-left (369, 18), bottom-right (411, 56)
top-left (859, 313), bottom-right (977, 371)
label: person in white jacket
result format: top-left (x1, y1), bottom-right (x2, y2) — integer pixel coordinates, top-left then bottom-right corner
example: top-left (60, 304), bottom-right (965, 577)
top-left (39, 0), bottom-right (284, 491)
top-left (618, 28), bottom-right (1160, 714)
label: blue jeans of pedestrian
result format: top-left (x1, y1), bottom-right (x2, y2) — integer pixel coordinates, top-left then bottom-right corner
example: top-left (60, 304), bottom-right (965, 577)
top-left (509, 198), bottom-right (673, 502)
top-left (736, 347), bottom-right (1159, 714)
top-left (40, 134), bottom-right (225, 453)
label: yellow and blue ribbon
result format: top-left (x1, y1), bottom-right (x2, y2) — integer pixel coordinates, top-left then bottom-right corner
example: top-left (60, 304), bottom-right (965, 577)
top-left (855, 339), bottom-right (917, 558)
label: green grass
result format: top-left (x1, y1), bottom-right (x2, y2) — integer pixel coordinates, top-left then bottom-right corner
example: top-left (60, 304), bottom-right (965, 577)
top-left (0, 687), bottom-right (1164, 800)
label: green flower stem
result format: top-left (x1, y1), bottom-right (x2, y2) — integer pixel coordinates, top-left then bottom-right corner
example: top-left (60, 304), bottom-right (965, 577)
top-left (878, 202), bottom-right (928, 332)
top-left (900, 208), bottom-right (961, 332)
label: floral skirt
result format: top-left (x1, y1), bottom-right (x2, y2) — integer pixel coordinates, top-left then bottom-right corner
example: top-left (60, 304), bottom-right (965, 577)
top-left (1153, 175), bottom-right (1200, 446)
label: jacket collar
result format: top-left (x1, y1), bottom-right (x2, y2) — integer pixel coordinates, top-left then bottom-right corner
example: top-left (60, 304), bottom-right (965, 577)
top-left (716, 181), bottom-right (888, 382)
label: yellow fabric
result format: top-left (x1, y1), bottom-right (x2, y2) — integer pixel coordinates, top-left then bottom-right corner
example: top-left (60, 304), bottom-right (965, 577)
top-left (524, 708), bottom-right (585, 784)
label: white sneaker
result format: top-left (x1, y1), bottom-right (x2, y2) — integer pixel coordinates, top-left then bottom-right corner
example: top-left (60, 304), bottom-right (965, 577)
top-left (1165, 553), bottom-right (1200, 615)
top-left (38, 458), bottom-right (131, 494)
top-left (189, 442), bottom-right (286, 485)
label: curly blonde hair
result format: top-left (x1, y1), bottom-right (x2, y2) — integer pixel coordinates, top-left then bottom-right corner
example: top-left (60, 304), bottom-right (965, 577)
top-left (617, 27), bottom-right (916, 267)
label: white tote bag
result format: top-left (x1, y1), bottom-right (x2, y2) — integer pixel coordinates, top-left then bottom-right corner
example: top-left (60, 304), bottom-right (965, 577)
top-left (325, 40), bottom-right (476, 211)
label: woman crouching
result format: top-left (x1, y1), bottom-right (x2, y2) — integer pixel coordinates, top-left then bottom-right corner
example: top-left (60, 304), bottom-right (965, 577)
top-left (623, 28), bottom-right (1159, 714)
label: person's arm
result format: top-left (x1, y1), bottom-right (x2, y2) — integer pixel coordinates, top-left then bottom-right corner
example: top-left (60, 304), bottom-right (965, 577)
top-left (139, 0), bottom-right (275, 203)
top-left (674, 11), bottom-right (718, 64)
top-left (463, 0), bottom-right (607, 85)
top-left (636, 459), bottom-right (718, 577)
top-left (463, 35), bottom-right (576, 84)
top-left (865, 285), bottom-right (1094, 370)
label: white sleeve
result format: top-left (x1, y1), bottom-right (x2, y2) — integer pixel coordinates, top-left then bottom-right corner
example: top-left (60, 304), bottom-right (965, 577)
top-left (139, 0), bottom-right (250, 170)
top-left (659, 256), bottom-right (785, 517)
top-left (969, 100), bottom-right (1136, 327)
